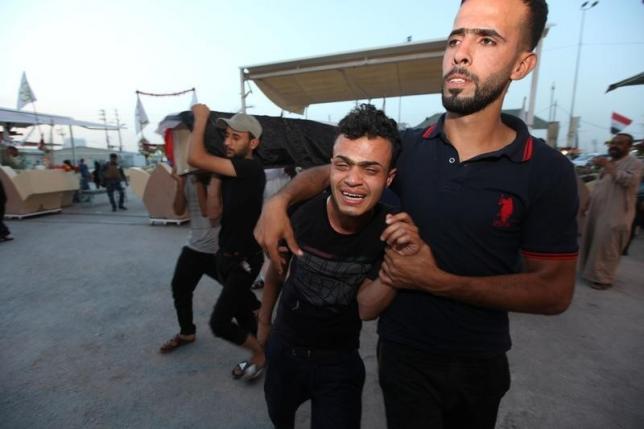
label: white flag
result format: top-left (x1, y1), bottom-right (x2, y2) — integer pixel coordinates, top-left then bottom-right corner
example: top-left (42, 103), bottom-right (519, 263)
top-left (17, 72), bottom-right (37, 110)
top-left (190, 90), bottom-right (198, 108)
top-left (135, 97), bottom-right (149, 134)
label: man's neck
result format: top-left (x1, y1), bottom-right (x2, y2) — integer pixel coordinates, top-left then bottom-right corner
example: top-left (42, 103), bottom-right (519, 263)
top-left (326, 196), bottom-right (372, 235)
top-left (443, 102), bottom-right (516, 162)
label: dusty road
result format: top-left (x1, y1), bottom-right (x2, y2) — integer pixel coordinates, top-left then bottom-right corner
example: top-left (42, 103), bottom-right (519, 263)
top-left (1, 193), bottom-right (642, 428)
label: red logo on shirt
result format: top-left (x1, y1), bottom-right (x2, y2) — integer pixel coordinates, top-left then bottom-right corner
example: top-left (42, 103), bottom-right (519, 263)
top-left (493, 195), bottom-right (514, 228)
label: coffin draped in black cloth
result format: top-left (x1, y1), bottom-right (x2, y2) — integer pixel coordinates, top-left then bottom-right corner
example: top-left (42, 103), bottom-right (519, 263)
top-left (177, 111), bottom-right (338, 169)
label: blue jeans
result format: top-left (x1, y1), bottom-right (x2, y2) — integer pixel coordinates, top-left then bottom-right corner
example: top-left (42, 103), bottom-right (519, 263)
top-left (378, 339), bottom-right (510, 429)
top-left (264, 334), bottom-right (365, 429)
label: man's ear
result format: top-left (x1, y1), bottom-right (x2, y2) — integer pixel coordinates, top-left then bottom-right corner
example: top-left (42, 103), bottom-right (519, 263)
top-left (510, 51), bottom-right (537, 81)
top-left (385, 168), bottom-right (397, 187)
top-left (249, 138), bottom-right (260, 151)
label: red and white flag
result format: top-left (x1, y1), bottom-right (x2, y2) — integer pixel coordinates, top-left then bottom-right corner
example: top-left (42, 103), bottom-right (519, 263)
top-left (610, 112), bottom-right (632, 134)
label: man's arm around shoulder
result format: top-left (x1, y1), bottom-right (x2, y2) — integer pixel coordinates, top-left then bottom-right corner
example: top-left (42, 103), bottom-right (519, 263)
top-left (254, 165), bottom-right (330, 274)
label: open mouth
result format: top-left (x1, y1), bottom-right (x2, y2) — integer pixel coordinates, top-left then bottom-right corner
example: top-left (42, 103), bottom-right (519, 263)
top-left (444, 68), bottom-right (475, 87)
top-left (445, 74), bottom-right (470, 88)
top-left (341, 191), bottom-right (366, 203)
top-left (448, 77), bottom-right (467, 84)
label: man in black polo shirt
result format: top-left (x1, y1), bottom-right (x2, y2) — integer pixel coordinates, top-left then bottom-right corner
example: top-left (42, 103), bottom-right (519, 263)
top-left (253, 0), bottom-right (579, 427)
top-left (257, 104), bottom-right (405, 429)
top-left (188, 103), bottom-right (266, 379)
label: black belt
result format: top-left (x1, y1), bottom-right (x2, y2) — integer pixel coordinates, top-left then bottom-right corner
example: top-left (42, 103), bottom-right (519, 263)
top-left (220, 250), bottom-right (263, 257)
top-left (289, 345), bottom-right (355, 360)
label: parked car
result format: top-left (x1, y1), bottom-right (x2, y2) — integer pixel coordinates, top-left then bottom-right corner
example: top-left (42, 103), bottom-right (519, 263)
top-left (571, 152), bottom-right (602, 167)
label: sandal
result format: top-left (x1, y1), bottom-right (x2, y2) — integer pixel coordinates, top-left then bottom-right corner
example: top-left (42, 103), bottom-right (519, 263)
top-left (0, 235), bottom-right (14, 242)
top-left (245, 363), bottom-right (266, 381)
top-left (232, 360), bottom-right (266, 381)
top-left (159, 334), bottom-right (195, 353)
top-left (591, 282), bottom-right (612, 290)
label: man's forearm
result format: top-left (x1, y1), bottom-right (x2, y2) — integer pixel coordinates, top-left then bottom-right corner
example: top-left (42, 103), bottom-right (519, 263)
top-left (172, 180), bottom-right (186, 215)
top-left (357, 278), bottom-right (397, 321)
top-left (275, 165), bottom-right (330, 207)
top-left (258, 263), bottom-right (284, 325)
top-left (207, 177), bottom-right (222, 224)
top-left (419, 262), bottom-right (576, 315)
top-left (187, 116), bottom-right (208, 170)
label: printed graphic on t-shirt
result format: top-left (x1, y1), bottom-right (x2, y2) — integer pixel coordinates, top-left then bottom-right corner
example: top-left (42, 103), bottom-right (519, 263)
top-left (289, 251), bottom-right (372, 312)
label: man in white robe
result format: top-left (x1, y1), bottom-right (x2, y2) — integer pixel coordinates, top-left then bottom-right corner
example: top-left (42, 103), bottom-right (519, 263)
top-left (580, 133), bottom-right (642, 289)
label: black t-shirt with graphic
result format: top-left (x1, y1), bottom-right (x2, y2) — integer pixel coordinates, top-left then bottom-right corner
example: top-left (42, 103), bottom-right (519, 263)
top-left (273, 192), bottom-right (390, 350)
top-left (219, 157), bottom-right (266, 255)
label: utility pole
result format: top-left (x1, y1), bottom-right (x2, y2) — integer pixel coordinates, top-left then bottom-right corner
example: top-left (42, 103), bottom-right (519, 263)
top-left (98, 109), bottom-right (111, 150)
top-left (549, 82), bottom-right (555, 122)
top-left (114, 109), bottom-right (124, 153)
top-left (527, 25), bottom-right (550, 129)
top-left (567, 1), bottom-right (599, 148)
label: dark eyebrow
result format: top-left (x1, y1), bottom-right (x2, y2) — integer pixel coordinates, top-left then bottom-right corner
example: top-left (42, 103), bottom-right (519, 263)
top-left (333, 155), bottom-right (385, 169)
top-left (448, 28), bottom-right (506, 42)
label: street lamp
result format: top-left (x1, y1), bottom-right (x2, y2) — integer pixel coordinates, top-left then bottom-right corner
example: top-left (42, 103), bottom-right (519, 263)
top-left (567, 0), bottom-right (599, 148)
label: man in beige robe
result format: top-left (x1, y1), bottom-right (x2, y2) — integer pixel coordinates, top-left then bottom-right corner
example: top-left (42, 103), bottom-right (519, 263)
top-left (580, 133), bottom-right (642, 289)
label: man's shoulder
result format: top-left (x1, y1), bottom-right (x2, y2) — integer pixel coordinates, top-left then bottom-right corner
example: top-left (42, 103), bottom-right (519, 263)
top-left (290, 192), bottom-right (326, 218)
top-left (229, 156), bottom-right (265, 178)
top-left (400, 127), bottom-right (430, 145)
top-left (624, 154), bottom-right (643, 168)
top-left (529, 138), bottom-right (575, 173)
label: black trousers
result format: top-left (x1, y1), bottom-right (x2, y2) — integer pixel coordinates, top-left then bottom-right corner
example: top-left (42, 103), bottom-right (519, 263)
top-left (209, 251), bottom-right (263, 346)
top-left (378, 340), bottom-right (510, 429)
top-left (170, 246), bottom-right (219, 336)
top-left (264, 334), bottom-right (365, 429)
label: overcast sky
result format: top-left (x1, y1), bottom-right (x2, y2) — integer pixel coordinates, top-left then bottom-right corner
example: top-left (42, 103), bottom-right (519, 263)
top-left (1, 0), bottom-right (643, 154)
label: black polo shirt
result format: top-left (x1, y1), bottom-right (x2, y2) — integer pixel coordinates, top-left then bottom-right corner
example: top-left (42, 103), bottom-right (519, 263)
top-left (378, 113), bottom-right (578, 356)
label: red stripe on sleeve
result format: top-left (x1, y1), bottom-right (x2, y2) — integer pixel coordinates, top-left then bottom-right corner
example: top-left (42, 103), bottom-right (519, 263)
top-left (521, 250), bottom-right (578, 261)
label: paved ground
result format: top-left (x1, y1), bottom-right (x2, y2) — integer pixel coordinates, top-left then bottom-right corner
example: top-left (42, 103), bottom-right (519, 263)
top-left (1, 191), bottom-right (643, 429)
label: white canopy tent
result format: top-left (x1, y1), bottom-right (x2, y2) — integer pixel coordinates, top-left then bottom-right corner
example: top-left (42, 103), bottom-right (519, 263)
top-left (240, 38), bottom-right (448, 115)
top-left (0, 106), bottom-right (120, 164)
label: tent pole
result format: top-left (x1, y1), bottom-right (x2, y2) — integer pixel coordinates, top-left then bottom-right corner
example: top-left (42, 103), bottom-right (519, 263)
top-left (240, 68), bottom-right (247, 113)
top-left (68, 125), bottom-right (76, 165)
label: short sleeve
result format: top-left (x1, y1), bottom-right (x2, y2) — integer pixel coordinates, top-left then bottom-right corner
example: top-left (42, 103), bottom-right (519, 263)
top-left (520, 158), bottom-right (579, 260)
top-left (230, 157), bottom-right (262, 179)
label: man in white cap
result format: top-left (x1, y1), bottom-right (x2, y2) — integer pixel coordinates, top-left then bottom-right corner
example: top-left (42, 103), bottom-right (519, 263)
top-left (188, 104), bottom-right (266, 380)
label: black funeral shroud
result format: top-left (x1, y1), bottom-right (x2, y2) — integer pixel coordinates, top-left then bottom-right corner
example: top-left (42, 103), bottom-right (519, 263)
top-left (178, 111), bottom-right (338, 169)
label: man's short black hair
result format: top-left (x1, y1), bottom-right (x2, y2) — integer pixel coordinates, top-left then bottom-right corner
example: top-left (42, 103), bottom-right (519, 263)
top-left (616, 133), bottom-right (634, 145)
top-left (460, 0), bottom-right (548, 51)
top-left (336, 104), bottom-right (401, 169)
top-left (109, 153), bottom-right (118, 159)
